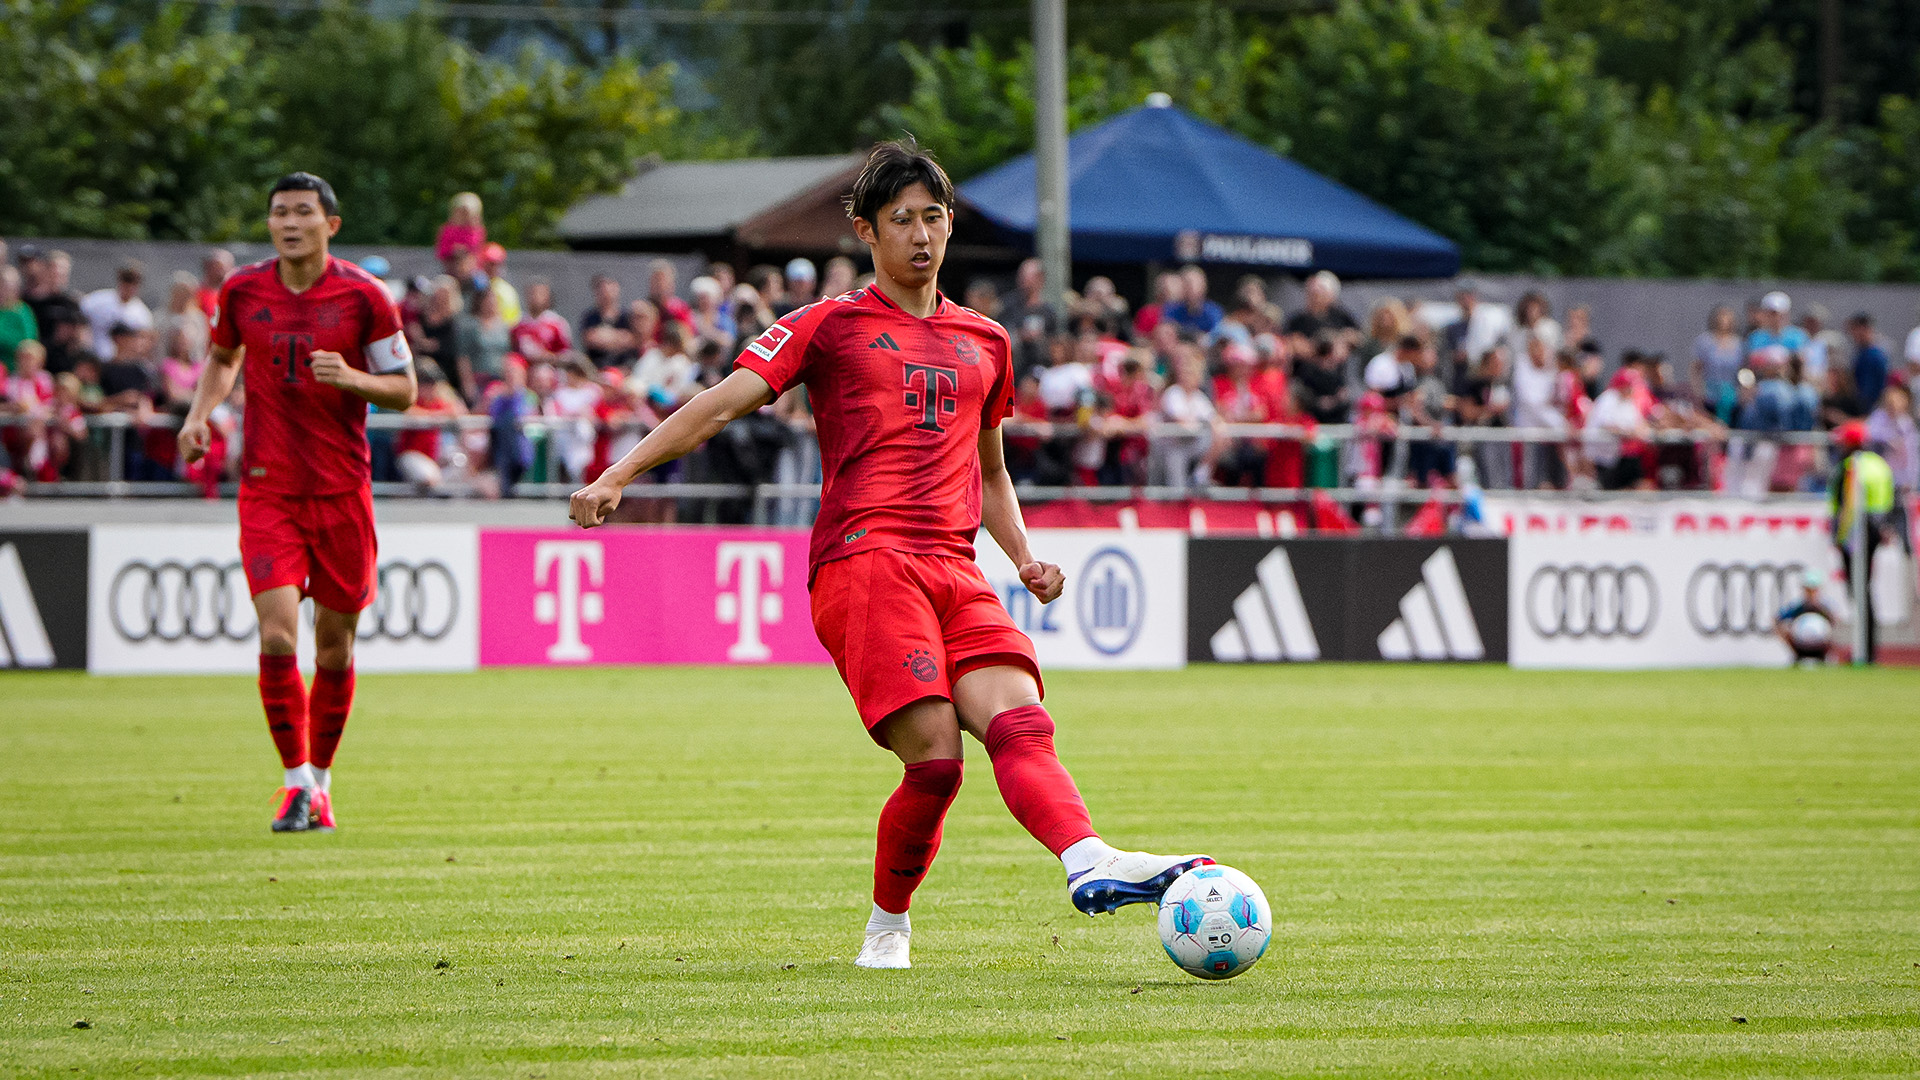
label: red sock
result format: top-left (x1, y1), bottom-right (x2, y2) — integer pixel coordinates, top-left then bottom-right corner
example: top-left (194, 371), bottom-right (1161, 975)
top-left (308, 665), bottom-right (355, 770)
top-left (873, 758), bottom-right (963, 914)
top-left (984, 705), bottom-right (1096, 856)
top-left (258, 653), bottom-right (308, 769)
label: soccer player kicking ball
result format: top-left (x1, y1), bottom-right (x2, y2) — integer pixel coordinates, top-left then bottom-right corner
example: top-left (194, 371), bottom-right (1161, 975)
top-left (570, 141), bottom-right (1210, 969)
top-left (179, 173), bottom-right (418, 834)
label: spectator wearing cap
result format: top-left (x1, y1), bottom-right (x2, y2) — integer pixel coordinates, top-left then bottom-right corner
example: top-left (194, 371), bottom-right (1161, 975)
top-left (0, 265), bottom-right (37, 373)
top-left (1164, 265), bottom-right (1223, 335)
top-left (781, 258), bottom-right (818, 316)
top-left (1585, 368), bottom-right (1653, 490)
top-left (437, 192), bottom-right (486, 267)
top-left (1847, 312), bottom-right (1890, 415)
top-left (511, 279), bottom-right (573, 365)
top-left (480, 243), bottom-right (522, 325)
top-left (1828, 420), bottom-right (1896, 663)
top-left (1747, 291), bottom-right (1808, 358)
top-left (196, 249), bottom-right (233, 320)
top-left (81, 261), bottom-right (153, 359)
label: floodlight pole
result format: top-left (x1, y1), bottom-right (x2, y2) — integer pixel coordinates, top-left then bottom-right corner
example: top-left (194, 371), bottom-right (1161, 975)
top-left (1032, 0), bottom-right (1070, 313)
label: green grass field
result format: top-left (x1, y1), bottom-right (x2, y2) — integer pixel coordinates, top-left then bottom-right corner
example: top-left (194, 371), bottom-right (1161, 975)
top-left (3, 665), bottom-right (1918, 1078)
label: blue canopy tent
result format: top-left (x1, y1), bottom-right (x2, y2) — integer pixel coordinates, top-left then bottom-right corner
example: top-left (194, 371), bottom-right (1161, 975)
top-left (958, 103), bottom-right (1460, 279)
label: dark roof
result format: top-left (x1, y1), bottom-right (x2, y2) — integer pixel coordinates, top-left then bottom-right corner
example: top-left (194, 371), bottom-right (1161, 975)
top-left (959, 104), bottom-right (1460, 278)
top-left (558, 155), bottom-right (866, 242)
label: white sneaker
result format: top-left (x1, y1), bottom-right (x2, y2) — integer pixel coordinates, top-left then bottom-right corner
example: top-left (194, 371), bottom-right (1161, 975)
top-left (855, 929), bottom-right (911, 969)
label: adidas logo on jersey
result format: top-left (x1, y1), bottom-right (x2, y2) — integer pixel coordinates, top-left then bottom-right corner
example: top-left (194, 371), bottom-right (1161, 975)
top-left (1375, 547), bottom-right (1484, 660)
top-left (250, 307), bottom-right (273, 324)
top-left (1210, 548), bottom-right (1319, 661)
top-left (867, 333), bottom-right (901, 351)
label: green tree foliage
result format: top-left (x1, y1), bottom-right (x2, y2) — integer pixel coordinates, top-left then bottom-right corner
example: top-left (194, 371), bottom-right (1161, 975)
top-left (0, 3), bottom-right (683, 246)
top-left (883, 0), bottom-right (1920, 279)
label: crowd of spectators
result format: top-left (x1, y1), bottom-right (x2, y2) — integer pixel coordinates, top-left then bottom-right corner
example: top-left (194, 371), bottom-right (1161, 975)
top-left (6, 196), bottom-right (1920, 514)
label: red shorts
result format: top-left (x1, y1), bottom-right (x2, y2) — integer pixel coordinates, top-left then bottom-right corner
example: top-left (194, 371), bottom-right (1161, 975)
top-left (238, 486), bottom-right (378, 614)
top-left (810, 549), bottom-right (1042, 745)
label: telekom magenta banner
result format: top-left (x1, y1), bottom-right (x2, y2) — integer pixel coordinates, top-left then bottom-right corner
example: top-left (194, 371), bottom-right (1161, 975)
top-left (479, 528), bottom-right (830, 666)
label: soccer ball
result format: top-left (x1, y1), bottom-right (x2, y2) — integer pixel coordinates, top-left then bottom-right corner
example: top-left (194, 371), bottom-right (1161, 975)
top-left (1789, 611), bottom-right (1831, 652)
top-left (1157, 864), bottom-right (1269, 980)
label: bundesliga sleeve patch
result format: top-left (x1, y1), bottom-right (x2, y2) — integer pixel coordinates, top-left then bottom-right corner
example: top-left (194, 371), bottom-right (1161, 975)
top-left (745, 323), bottom-right (792, 361)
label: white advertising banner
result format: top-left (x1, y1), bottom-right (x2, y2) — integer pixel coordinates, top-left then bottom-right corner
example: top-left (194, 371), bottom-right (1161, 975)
top-left (1508, 531), bottom-right (1840, 669)
top-left (973, 529), bottom-right (1186, 670)
top-left (1480, 496), bottom-right (1830, 538)
top-left (88, 524), bottom-right (478, 674)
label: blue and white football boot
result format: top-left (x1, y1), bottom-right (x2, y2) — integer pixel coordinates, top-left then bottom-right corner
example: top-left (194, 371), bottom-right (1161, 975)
top-left (1069, 850), bottom-right (1214, 915)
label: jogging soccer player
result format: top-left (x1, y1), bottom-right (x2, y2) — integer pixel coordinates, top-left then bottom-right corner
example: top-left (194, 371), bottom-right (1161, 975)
top-left (179, 172), bottom-right (418, 833)
top-left (569, 141), bottom-right (1210, 969)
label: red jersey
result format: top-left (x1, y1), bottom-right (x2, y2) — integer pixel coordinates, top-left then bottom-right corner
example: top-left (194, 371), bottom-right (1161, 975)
top-left (733, 286), bottom-right (1015, 580)
top-left (211, 256), bottom-right (408, 495)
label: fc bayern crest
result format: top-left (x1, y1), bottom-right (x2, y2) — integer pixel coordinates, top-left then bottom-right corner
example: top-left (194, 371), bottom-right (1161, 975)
top-left (949, 335), bottom-right (980, 366)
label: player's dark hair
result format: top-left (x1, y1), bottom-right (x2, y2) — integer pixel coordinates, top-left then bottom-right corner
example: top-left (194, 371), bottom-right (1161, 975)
top-left (844, 138), bottom-right (954, 224)
top-left (269, 172), bottom-right (339, 216)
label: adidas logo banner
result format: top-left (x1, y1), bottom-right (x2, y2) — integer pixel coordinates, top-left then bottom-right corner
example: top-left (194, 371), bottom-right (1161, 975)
top-left (0, 531), bottom-right (89, 670)
top-left (1188, 539), bottom-right (1508, 663)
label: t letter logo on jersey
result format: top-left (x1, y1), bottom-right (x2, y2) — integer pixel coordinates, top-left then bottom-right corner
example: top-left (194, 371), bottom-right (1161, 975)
top-left (715, 542), bottom-right (784, 661)
top-left (902, 362), bottom-right (960, 433)
top-left (533, 540), bottom-right (604, 662)
top-left (745, 323), bottom-right (793, 362)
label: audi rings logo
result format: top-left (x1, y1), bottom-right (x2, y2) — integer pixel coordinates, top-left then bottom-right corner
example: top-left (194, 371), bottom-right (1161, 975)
top-left (109, 559), bottom-right (458, 643)
top-left (1525, 563), bottom-right (1658, 639)
top-left (1686, 562), bottom-right (1801, 637)
top-left (110, 560), bottom-right (254, 642)
top-left (358, 562), bottom-right (459, 641)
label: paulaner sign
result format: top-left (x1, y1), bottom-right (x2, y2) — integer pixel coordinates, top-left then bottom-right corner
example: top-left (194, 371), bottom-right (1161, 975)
top-left (1174, 230), bottom-right (1314, 267)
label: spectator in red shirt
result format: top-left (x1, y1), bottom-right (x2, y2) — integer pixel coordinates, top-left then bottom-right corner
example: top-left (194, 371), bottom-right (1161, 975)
top-left (397, 364), bottom-right (465, 492)
top-left (511, 279), bottom-right (572, 365)
top-left (1133, 270), bottom-right (1184, 338)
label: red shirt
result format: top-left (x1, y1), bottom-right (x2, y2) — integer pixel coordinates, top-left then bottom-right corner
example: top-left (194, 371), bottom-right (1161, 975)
top-left (733, 286), bottom-right (1015, 580)
top-left (211, 256), bottom-right (406, 495)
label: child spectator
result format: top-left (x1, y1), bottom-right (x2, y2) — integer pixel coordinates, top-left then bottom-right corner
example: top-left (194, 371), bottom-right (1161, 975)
top-left (437, 192), bottom-right (486, 268)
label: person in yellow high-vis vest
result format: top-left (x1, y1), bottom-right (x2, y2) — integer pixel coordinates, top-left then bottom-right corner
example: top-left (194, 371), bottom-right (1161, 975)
top-left (1828, 421), bottom-right (1896, 663)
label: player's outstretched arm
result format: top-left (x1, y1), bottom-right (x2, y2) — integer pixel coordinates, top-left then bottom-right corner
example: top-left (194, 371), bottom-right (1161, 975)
top-left (178, 344), bottom-right (243, 465)
top-left (978, 425), bottom-right (1063, 603)
top-left (569, 368), bottom-right (776, 528)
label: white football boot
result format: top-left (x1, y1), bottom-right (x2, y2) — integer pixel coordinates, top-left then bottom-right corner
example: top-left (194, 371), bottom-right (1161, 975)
top-left (1068, 850), bottom-right (1214, 915)
top-left (854, 929), bottom-right (912, 969)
